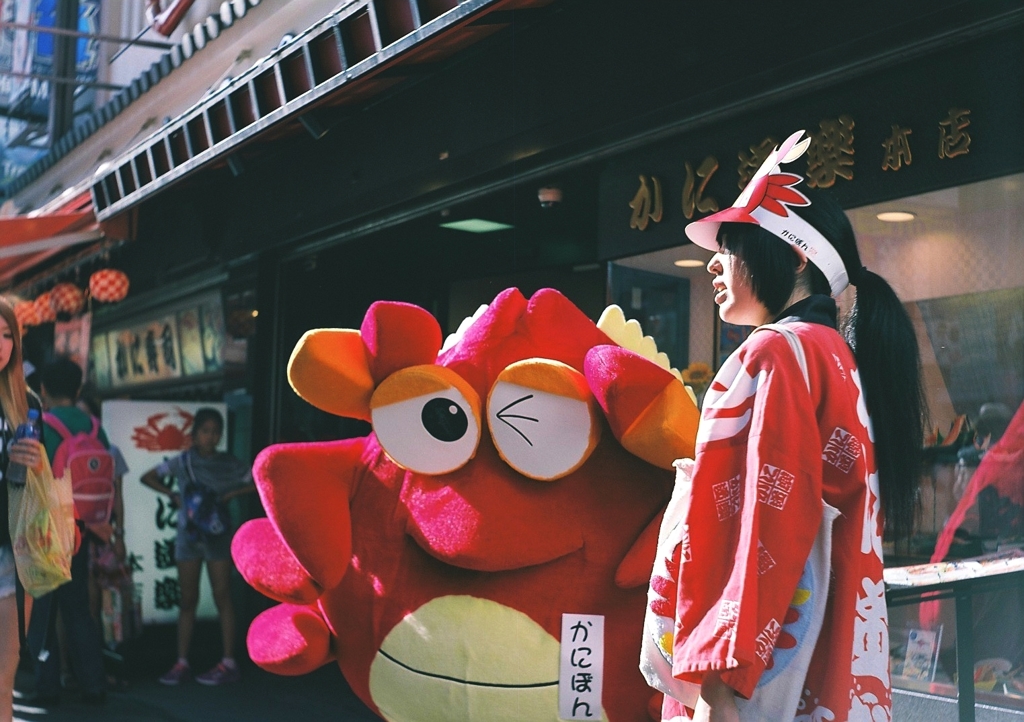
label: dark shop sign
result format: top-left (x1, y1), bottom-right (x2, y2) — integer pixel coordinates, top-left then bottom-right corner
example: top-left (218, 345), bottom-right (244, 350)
top-left (598, 33), bottom-right (1024, 261)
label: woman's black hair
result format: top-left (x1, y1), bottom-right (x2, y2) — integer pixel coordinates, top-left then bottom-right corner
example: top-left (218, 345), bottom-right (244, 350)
top-left (78, 381), bottom-right (102, 418)
top-left (718, 189), bottom-right (926, 541)
top-left (718, 224), bottom-right (805, 317)
top-left (192, 407), bottom-right (224, 438)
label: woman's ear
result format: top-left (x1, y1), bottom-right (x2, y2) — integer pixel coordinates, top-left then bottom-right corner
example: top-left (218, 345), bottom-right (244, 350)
top-left (793, 254), bottom-right (813, 293)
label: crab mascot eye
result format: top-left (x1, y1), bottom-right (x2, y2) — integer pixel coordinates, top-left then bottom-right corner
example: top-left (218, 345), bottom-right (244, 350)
top-left (488, 359), bottom-right (600, 481)
top-left (371, 366), bottom-right (482, 475)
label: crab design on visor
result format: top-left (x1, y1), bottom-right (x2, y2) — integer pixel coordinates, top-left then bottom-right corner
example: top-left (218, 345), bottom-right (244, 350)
top-left (684, 130), bottom-right (850, 296)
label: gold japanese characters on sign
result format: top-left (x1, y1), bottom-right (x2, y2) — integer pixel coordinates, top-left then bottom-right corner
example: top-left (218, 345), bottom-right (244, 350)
top-left (806, 115), bottom-right (855, 188)
top-left (626, 107), bottom-right (974, 228)
top-left (683, 156), bottom-right (720, 220)
top-left (938, 108), bottom-right (971, 159)
top-left (882, 125), bottom-right (913, 171)
top-left (629, 175), bottom-right (663, 231)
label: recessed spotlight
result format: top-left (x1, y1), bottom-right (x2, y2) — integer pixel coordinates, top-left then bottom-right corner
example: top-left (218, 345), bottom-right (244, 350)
top-left (537, 187), bottom-right (562, 208)
top-left (876, 211), bottom-right (916, 222)
top-left (674, 259), bottom-right (704, 268)
top-left (439, 218), bottom-right (514, 233)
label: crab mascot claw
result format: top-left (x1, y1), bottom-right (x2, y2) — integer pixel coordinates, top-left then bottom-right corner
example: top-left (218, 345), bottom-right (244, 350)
top-left (233, 289), bottom-right (699, 721)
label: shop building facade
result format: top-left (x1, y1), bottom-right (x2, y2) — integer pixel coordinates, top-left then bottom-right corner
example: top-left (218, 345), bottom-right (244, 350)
top-left (3, 0), bottom-right (1023, 711)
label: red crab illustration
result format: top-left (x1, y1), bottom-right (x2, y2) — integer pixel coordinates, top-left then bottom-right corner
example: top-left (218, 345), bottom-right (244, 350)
top-left (232, 288), bottom-right (699, 721)
top-left (131, 409), bottom-right (194, 451)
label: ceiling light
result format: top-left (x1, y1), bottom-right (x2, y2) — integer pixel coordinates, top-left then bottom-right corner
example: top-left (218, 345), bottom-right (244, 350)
top-left (439, 219), bottom-right (514, 233)
top-left (876, 211), bottom-right (916, 222)
top-left (537, 187), bottom-right (563, 208)
top-left (674, 259), bottom-right (704, 268)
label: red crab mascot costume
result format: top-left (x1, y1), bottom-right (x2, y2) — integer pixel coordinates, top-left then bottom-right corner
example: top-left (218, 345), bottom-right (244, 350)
top-left (232, 287), bottom-right (700, 721)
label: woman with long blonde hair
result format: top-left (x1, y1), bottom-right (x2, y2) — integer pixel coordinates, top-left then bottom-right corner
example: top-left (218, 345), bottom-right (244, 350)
top-left (0, 298), bottom-right (45, 722)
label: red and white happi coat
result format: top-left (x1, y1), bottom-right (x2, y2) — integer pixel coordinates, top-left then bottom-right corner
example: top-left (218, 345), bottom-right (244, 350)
top-left (646, 318), bottom-right (890, 722)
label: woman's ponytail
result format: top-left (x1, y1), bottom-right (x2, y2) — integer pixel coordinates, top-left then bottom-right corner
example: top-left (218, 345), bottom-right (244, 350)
top-left (841, 270), bottom-right (926, 541)
top-left (792, 191), bottom-right (926, 541)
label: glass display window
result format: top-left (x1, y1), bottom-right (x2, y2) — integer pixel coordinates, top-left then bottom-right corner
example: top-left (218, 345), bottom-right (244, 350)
top-left (855, 173), bottom-right (1024, 711)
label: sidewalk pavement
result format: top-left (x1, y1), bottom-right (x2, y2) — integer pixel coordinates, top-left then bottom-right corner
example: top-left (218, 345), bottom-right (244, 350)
top-left (13, 663), bottom-right (379, 722)
top-left (12, 618), bottom-right (1024, 722)
top-left (9, 603), bottom-right (381, 722)
top-left (14, 670), bottom-right (1024, 722)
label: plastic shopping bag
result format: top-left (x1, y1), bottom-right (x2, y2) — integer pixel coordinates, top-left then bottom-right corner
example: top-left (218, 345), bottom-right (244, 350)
top-left (91, 542), bottom-right (143, 648)
top-left (8, 455), bottom-right (75, 597)
top-left (640, 458), bottom-right (701, 709)
top-left (100, 573), bottom-right (143, 648)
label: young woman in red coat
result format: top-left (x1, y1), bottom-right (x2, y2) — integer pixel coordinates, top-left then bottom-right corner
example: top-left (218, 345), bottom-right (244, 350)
top-left (648, 131), bottom-right (924, 722)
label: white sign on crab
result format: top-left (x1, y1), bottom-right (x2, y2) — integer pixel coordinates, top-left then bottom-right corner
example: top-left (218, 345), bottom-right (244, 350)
top-left (103, 400), bottom-right (228, 624)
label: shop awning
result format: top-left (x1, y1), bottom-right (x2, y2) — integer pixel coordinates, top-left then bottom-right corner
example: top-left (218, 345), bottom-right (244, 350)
top-left (91, 0), bottom-right (554, 221)
top-left (0, 191), bottom-right (106, 285)
top-left (0, 211), bottom-right (99, 258)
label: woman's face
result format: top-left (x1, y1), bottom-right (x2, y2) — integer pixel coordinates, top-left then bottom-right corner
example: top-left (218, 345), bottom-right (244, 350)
top-left (707, 249), bottom-right (771, 327)
top-left (0, 317), bottom-right (14, 374)
top-left (193, 418), bottom-right (222, 454)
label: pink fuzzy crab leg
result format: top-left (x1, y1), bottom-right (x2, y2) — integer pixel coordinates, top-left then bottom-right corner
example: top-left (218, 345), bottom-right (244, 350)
top-left (253, 438), bottom-right (364, 591)
top-left (248, 602), bottom-right (336, 676)
top-left (232, 518), bottom-right (322, 605)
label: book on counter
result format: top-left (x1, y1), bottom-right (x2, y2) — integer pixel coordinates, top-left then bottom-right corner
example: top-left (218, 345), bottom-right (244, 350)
top-left (884, 548), bottom-right (1024, 588)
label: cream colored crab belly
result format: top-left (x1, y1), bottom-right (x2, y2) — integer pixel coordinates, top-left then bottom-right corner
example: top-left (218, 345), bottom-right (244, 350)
top-left (368, 595), bottom-right (606, 722)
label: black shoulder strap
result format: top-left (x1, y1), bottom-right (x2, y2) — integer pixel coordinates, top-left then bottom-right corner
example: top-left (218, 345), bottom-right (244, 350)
top-left (183, 450), bottom-right (199, 488)
top-left (15, 577), bottom-right (25, 651)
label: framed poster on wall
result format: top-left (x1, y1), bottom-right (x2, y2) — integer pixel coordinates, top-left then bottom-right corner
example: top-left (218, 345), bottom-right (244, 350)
top-left (108, 316), bottom-right (181, 388)
top-left (177, 298), bottom-right (225, 376)
top-left (89, 327), bottom-right (112, 389)
top-left (54, 313), bottom-right (92, 373)
top-left (91, 291), bottom-right (225, 390)
top-left (176, 307), bottom-right (205, 375)
top-left (198, 299), bottom-right (225, 373)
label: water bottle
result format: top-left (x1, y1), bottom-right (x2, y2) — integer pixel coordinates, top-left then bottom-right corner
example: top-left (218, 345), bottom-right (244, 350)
top-left (7, 409), bottom-right (41, 487)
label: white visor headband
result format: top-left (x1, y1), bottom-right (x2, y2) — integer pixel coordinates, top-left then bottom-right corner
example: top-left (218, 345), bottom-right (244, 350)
top-left (684, 130), bottom-right (849, 296)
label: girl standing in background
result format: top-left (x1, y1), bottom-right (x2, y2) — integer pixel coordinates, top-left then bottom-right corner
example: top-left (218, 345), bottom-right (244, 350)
top-left (141, 407), bottom-right (254, 687)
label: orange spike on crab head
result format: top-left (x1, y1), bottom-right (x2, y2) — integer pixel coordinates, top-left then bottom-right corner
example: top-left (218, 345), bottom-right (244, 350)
top-left (288, 329), bottom-right (375, 421)
top-left (585, 345), bottom-right (699, 469)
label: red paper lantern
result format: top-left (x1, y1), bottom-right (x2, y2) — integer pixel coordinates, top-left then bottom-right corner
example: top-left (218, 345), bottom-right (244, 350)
top-left (13, 300), bottom-right (40, 329)
top-left (89, 269), bottom-right (130, 303)
top-left (33, 292), bottom-right (57, 323)
top-left (50, 282), bottom-right (86, 315)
